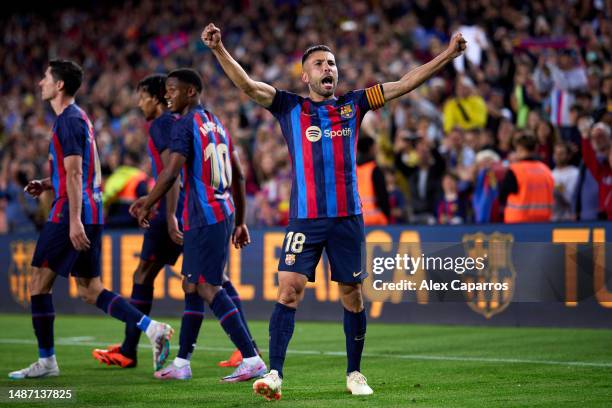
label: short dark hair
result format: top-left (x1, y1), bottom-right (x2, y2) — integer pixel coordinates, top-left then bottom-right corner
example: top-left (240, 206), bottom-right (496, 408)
top-left (514, 133), bottom-right (538, 152)
top-left (302, 45), bottom-right (333, 65)
top-left (49, 59), bottom-right (83, 96)
top-left (137, 74), bottom-right (167, 104)
top-left (167, 68), bottom-right (203, 93)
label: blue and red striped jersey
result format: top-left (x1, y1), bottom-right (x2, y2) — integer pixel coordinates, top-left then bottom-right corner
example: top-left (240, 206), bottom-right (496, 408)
top-left (147, 111), bottom-right (183, 223)
top-left (266, 85), bottom-right (385, 219)
top-left (170, 105), bottom-right (235, 230)
top-left (48, 104), bottom-right (103, 224)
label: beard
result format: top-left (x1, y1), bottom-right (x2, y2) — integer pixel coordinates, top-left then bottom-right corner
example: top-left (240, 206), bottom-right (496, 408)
top-left (311, 82), bottom-right (335, 98)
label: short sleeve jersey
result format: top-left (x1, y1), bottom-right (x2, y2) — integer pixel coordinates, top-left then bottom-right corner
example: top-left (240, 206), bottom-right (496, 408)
top-left (170, 105), bottom-right (235, 230)
top-left (48, 104), bottom-right (103, 224)
top-left (147, 111), bottom-right (184, 222)
top-left (266, 84), bottom-right (385, 219)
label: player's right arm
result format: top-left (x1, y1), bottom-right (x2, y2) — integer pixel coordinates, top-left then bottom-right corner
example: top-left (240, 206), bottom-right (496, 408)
top-left (162, 149), bottom-right (183, 245)
top-left (136, 152), bottom-right (186, 228)
top-left (202, 23), bottom-right (276, 108)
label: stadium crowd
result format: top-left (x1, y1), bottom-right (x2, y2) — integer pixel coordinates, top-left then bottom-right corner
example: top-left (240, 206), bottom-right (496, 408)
top-left (0, 0), bottom-right (610, 233)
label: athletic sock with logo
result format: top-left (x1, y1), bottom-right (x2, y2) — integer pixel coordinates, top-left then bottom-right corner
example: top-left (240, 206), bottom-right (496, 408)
top-left (268, 302), bottom-right (296, 378)
top-left (344, 308), bottom-right (366, 373)
top-left (210, 289), bottom-right (257, 358)
top-left (121, 283), bottom-right (153, 359)
top-left (222, 280), bottom-right (259, 351)
top-left (177, 292), bottom-right (205, 360)
top-left (31, 294), bottom-right (55, 359)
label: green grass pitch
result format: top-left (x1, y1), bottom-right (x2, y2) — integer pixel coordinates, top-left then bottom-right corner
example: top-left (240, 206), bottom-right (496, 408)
top-left (0, 313), bottom-right (610, 407)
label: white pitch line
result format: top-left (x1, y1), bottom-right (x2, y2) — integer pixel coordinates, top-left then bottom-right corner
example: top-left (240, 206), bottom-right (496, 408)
top-left (1, 338), bottom-right (611, 368)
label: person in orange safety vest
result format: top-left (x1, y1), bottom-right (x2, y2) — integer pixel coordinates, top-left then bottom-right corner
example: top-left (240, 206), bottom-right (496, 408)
top-left (500, 133), bottom-right (554, 223)
top-left (357, 136), bottom-right (389, 225)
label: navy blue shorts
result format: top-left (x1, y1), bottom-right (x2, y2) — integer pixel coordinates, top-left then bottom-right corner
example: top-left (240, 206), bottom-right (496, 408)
top-left (278, 215), bottom-right (366, 283)
top-left (140, 219), bottom-right (183, 266)
top-left (181, 216), bottom-right (233, 286)
top-left (31, 222), bottom-right (102, 278)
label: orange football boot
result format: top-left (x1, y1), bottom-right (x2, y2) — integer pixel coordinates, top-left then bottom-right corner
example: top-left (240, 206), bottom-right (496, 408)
top-left (218, 349), bottom-right (243, 367)
top-left (92, 344), bottom-right (136, 368)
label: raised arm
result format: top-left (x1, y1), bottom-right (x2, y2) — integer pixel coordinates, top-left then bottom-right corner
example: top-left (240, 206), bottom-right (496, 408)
top-left (382, 33), bottom-right (466, 102)
top-left (202, 23), bottom-right (276, 108)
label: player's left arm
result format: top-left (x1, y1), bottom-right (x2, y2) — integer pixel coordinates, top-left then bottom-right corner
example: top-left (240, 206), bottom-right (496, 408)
top-left (382, 33), bottom-right (466, 102)
top-left (230, 150), bottom-right (250, 249)
top-left (136, 152), bottom-right (186, 228)
top-left (64, 155), bottom-right (90, 251)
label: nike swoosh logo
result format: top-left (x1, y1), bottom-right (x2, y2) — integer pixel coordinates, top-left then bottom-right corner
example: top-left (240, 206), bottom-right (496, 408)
top-left (353, 271), bottom-right (362, 277)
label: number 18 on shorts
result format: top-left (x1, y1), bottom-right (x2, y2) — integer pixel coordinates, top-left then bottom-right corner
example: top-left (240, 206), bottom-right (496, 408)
top-left (277, 216), bottom-right (366, 284)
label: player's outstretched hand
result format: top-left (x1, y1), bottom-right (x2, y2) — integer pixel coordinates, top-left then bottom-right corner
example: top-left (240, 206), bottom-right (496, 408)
top-left (69, 220), bottom-right (91, 251)
top-left (202, 23), bottom-right (221, 49)
top-left (129, 196), bottom-right (147, 218)
top-left (232, 224), bottom-right (251, 249)
top-left (24, 179), bottom-right (45, 197)
top-left (446, 33), bottom-right (467, 59)
top-left (167, 215), bottom-right (184, 245)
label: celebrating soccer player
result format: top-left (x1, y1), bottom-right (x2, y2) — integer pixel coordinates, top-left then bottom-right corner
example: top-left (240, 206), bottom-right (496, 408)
top-left (132, 68), bottom-right (266, 381)
top-left (8, 60), bottom-right (174, 380)
top-left (202, 23), bottom-right (466, 400)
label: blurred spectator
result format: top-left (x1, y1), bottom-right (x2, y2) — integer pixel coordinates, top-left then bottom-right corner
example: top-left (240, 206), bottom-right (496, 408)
top-left (534, 48), bottom-right (588, 137)
top-left (394, 133), bottom-right (445, 224)
top-left (357, 136), bottom-right (389, 226)
top-left (0, 160), bottom-right (40, 232)
top-left (436, 172), bottom-right (467, 225)
top-left (552, 142), bottom-right (579, 221)
top-left (580, 121), bottom-right (612, 219)
top-left (535, 120), bottom-right (557, 167)
top-left (500, 134), bottom-right (554, 223)
top-left (383, 167), bottom-right (408, 224)
top-left (442, 76), bottom-right (487, 133)
top-left (472, 149), bottom-right (505, 223)
top-left (102, 151), bottom-right (150, 228)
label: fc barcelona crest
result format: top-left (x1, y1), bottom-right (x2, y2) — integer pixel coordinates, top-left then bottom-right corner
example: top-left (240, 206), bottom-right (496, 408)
top-left (8, 241), bottom-right (37, 309)
top-left (340, 104), bottom-right (354, 119)
top-left (285, 254), bottom-right (296, 266)
top-left (461, 233), bottom-right (516, 319)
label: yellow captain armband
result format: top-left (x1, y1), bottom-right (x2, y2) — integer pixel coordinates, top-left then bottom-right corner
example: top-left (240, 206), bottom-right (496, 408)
top-left (365, 84), bottom-right (385, 110)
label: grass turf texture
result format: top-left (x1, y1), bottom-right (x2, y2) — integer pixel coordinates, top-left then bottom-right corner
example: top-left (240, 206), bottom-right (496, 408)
top-left (0, 314), bottom-right (610, 407)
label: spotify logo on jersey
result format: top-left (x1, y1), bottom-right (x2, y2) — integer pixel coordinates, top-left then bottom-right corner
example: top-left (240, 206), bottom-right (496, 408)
top-left (305, 126), bottom-right (322, 142)
top-left (304, 125), bottom-right (353, 143)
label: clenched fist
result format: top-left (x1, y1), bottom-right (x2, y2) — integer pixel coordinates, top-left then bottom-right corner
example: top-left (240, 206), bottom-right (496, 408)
top-left (202, 23), bottom-right (222, 50)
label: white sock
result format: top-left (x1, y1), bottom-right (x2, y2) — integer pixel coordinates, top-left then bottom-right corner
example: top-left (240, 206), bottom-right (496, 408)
top-left (39, 355), bottom-right (57, 367)
top-left (243, 356), bottom-right (260, 365)
top-left (173, 357), bottom-right (190, 368)
top-left (144, 320), bottom-right (158, 339)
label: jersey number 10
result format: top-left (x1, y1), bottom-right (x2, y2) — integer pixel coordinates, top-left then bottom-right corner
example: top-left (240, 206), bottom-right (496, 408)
top-left (204, 143), bottom-right (232, 190)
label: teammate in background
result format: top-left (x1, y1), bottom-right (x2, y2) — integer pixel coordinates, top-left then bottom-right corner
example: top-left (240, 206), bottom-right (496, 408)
top-left (8, 60), bottom-right (173, 380)
top-left (202, 23), bottom-right (466, 400)
top-left (132, 68), bottom-right (266, 381)
top-left (92, 74), bottom-right (183, 368)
